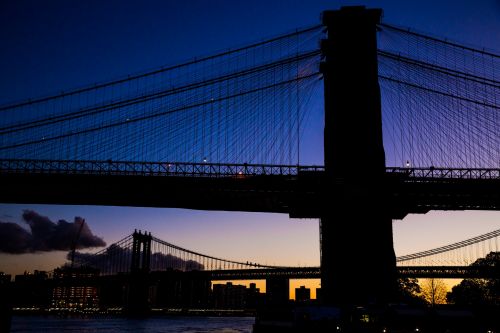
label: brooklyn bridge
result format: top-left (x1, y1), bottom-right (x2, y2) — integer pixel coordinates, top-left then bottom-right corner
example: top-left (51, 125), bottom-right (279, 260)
top-left (0, 6), bottom-right (499, 307)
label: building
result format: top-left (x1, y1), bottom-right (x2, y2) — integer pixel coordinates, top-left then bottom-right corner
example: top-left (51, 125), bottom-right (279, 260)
top-left (0, 272), bottom-right (11, 284)
top-left (213, 282), bottom-right (247, 309)
top-left (212, 282), bottom-right (264, 309)
top-left (246, 282), bottom-right (264, 309)
top-left (150, 270), bottom-right (211, 309)
top-left (266, 277), bottom-right (290, 306)
top-left (51, 266), bottom-right (99, 309)
top-left (295, 286), bottom-right (311, 303)
top-left (13, 271), bottom-right (51, 308)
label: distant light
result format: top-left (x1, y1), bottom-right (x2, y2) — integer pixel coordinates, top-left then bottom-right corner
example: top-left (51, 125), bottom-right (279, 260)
top-left (415, 329), bottom-right (419, 332)
top-left (238, 171), bottom-right (243, 175)
top-left (203, 157), bottom-right (207, 163)
top-left (406, 160), bottom-right (411, 167)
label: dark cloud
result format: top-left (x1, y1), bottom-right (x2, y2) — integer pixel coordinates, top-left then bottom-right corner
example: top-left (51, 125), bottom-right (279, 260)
top-left (0, 210), bottom-right (106, 254)
top-left (70, 246), bottom-right (203, 274)
top-left (0, 222), bottom-right (32, 254)
top-left (151, 252), bottom-right (204, 271)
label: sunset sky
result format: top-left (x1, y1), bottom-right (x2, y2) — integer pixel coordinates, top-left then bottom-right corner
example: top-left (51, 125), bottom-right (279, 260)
top-left (0, 0), bottom-right (499, 296)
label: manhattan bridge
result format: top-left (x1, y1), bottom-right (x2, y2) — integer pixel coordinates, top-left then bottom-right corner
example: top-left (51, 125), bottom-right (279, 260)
top-left (0, 7), bottom-right (499, 305)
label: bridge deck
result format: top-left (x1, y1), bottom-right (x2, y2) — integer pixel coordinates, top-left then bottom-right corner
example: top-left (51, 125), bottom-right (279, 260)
top-left (1, 159), bottom-right (499, 219)
top-left (1, 159), bottom-right (499, 179)
top-left (208, 266), bottom-right (498, 280)
top-left (36, 266), bottom-right (498, 288)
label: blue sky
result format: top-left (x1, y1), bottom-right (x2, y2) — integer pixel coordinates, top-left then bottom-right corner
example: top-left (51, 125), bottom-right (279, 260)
top-left (0, 0), bottom-right (499, 276)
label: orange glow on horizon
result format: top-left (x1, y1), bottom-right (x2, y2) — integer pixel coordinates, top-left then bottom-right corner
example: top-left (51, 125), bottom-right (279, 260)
top-left (212, 279), bottom-right (321, 300)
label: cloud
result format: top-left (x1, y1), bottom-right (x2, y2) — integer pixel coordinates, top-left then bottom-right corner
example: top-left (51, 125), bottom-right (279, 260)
top-left (0, 222), bottom-right (32, 254)
top-left (71, 246), bottom-right (204, 274)
top-left (0, 210), bottom-right (106, 254)
top-left (151, 252), bottom-right (204, 271)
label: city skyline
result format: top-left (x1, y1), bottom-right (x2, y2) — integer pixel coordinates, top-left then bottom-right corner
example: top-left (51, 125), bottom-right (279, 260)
top-left (0, 0), bottom-right (499, 282)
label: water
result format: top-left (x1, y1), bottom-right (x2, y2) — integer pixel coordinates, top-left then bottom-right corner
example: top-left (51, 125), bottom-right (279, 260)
top-left (11, 316), bottom-right (254, 333)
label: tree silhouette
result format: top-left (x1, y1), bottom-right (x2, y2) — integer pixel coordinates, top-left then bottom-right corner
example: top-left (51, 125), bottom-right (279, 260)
top-left (397, 278), bottom-right (426, 305)
top-left (420, 278), bottom-right (448, 306)
top-left (447, 279), bottom-right (487, 305)
top-left (447, 251), bottom-right (499, 306)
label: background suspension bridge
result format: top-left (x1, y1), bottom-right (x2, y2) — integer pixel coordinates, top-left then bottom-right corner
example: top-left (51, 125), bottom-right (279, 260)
top-left (71, 228), bottom-right (500, 279)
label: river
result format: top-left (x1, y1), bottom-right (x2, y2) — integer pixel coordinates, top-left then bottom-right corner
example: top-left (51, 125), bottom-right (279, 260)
top-left (11, 316), bottom-right (254, 333)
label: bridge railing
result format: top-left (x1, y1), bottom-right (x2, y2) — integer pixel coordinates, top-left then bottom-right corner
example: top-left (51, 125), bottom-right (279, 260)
top-left (208, 266), bottom-right (498, 280)
top-left (386, 167), bottom-right (500, 180)
top-left (397, 266), bottom-right (498, 279)
top-left (1, 159), bottom-right (499, 180)
top-left (0, 159), bottom-right (324, 177)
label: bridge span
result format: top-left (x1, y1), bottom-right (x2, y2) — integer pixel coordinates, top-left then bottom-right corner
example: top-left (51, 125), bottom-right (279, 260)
top-left (1, 159), bottom-right (499, 219)
top-left (208, 266), bottom-right (498, 280)
top-left (1, 6), bottom-right (499, 305)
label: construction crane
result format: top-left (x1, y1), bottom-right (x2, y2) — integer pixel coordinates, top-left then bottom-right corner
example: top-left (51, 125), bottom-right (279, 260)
top-left (70, 219), bottom-right (85, 269)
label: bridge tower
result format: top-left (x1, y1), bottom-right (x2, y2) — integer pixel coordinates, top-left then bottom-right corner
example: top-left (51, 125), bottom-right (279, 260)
top-left (131, 230), bottom-right (152, 273)
top-left (320, 6), bottom-right (397, 305)
top-left (127, 230), bottom-right (152, 315)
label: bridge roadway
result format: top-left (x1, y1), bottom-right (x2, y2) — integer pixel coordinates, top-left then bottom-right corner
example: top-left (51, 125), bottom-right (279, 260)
top-left (1, 159), bottom-right (499, 219)
top-left (41, 266), bottom-right (498, 289)
top-left (208, 266), bottom-right (499, 280)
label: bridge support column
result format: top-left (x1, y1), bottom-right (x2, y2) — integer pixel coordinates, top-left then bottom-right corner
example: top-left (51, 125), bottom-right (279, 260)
top-left (320, 6), bottom-right (397, 305)
top-left (131, 230), bottom-right (152, 273)
top-left (127, 230), bottom-right (152, 315)
top-left (266, 277), bottom-right (290, 306)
